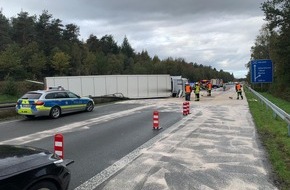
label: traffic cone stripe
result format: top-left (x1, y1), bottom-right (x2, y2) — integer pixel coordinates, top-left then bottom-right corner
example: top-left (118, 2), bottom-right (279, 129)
top-left (55, 141), bottom-right (62, 147)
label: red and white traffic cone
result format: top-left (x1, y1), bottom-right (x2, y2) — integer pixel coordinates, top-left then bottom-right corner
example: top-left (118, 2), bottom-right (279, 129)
top-left (183, 102), bottom-right (188, 116)
top-left (153, 111), bottom-right (160, 130)
top-left (187, 101), bottom-right (190, 114)
top-left (54, 133), bottom-right (64, 159)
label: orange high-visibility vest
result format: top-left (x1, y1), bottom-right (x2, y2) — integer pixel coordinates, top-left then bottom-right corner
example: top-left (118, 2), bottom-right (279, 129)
top-left (207, 83), bottom-right (212, 90)
top-left (185, 85), bottom-right (191, 93)
top-left (236, 84), bottom-right (242, 91)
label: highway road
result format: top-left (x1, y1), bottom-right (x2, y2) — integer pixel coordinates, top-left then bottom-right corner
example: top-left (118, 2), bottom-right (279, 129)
top-left (0, 86), bottom-right (278, 190)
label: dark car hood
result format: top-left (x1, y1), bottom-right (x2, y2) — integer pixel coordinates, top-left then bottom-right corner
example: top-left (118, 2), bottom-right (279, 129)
top-left (0, 145), bottom-right (58, 179)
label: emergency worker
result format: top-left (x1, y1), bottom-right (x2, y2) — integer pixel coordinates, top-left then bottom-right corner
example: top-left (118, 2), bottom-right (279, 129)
top-left (207, 82), bottom-right (212, 96)
top-left (193, 82), bottom-right (200, 101)
top-left (223, 83), bottom-right (226, 91)
top-left (185, 82), bottom-right (192, 101)
top-left (235, 82), bottom-right (243, 100)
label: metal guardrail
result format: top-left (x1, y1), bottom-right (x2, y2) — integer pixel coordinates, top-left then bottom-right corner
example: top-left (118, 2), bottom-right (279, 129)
top-left (248, 87), bottom-right (290, 136)
top-left (0, 103), bottom-right (15, 109)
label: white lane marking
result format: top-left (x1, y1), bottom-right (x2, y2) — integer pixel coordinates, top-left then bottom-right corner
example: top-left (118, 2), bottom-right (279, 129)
top-left (0, 105), bottom-right (153, 145)
top-left (74, 111), bottom-right (198, 190)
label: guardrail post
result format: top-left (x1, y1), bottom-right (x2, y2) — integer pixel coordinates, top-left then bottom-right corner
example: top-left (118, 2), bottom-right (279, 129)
top-left (273, 112), bottom-right (277, 119)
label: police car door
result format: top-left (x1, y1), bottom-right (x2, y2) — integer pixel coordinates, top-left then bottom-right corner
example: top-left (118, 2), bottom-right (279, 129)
top-left (67, 91), bottom-right (85, 111)
top-left (54, 92), bottom-right (73, 113)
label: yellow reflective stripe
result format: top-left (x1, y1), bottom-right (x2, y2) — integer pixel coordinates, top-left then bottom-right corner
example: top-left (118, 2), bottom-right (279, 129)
top-left (22, 99), bottom-right (30, 104)
top-left (36, 105), bottom-right (51, 111)
top-left (18, 109), bottom-right (33, 114)
top-left (60, 104), bottom-right (86, 108)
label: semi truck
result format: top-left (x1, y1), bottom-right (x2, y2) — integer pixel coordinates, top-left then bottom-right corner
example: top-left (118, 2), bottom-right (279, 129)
top-left (210, 79), bottom-right (223, 88)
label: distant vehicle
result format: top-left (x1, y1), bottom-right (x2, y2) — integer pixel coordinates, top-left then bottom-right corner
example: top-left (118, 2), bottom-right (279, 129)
top-left (16, 87), bottom-right (94, 119)
top-left (0, 145), bottom-right (73, 190)
top-left (199, 79), bottom-right (210, 89)
top-left (210, 79), bottom-right (223, 88)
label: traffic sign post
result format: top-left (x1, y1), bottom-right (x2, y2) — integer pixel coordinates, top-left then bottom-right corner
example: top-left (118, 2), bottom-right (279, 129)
top-left (250, 59), bottom-right (273, 83)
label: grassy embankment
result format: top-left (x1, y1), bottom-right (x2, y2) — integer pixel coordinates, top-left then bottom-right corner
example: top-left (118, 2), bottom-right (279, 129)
top-left (245, 88), bottom-right (290, 190)
top-left (0, 94), bottom-right (18, 103)
top-left (0, 94), bottom-right (18, 119)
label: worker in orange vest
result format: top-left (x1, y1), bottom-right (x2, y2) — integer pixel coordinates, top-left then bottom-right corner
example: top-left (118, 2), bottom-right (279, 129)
top-left (207, 82), bottom-right (212, 96)
top-left (235, 82), bottom-right (243, 100)
top-left (185, 82), bottom-right (192, 101)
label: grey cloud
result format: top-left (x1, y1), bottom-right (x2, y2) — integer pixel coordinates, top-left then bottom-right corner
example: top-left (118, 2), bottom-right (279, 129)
top-left (0, 0), bottom-right (266, 78)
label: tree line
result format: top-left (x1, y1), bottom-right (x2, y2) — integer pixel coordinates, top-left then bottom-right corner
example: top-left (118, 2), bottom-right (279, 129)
top-left (0, 10), bottom-right (234, 84)
top-left (248, 0), bottom-right (290, 101)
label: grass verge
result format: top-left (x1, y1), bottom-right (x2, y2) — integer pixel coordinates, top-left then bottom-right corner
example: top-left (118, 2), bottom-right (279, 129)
top-left (245, 88), bottom-right (290, 190)
top-left (0, 94), bottom-right (18, 103)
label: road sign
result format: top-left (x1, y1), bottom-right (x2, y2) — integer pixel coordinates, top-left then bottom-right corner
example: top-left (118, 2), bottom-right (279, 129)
top-left (250, 59), bottom-right (273, 83)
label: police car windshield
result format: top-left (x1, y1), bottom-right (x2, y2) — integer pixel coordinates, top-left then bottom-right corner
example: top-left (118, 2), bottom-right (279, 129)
top-left (21, 92), bottom-right (42, 99)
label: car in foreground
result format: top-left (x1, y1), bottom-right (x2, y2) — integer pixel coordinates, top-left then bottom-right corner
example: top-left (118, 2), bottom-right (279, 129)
top-left (0, 144), bottom-right (73, 190)
top-left (16, 87), bottom-right (95, 119)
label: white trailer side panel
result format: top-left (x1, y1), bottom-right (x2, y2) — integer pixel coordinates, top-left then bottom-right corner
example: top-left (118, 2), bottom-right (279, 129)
top-left (81, 77), bottom-right (95, 96)
top-left (94, 77), bottom-right (106, 96)
top-left (138, 75), bottom-right (148, 98)
top-left (148, 76), bottom-right (158, 97)
top-left (105, 76), bottom-right (118, 95)
top-left (127, 76), bottom-right (138, 98)
top-left (116, 76), bottom-right (128, 97)
top-left (45, 75), bottom-right (171, 99)
top-left (68, 77), bottom-right (81, 95)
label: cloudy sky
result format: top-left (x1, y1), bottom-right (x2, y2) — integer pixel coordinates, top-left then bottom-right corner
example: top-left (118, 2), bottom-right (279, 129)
top-left (0, 0), bottom-right (267, 78)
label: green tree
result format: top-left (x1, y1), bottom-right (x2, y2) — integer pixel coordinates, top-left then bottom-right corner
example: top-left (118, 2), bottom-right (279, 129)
top-left (35, 11), bottom-right (63, 55)
top-left (121, 36), bottom-right (134, 58)
top-left (21, 41), bottom-right (46, 79)
top-left (94, 52), bottom-right (108, 74)
top-left (0, 11), bottom-right (12, 51)
top-left (63, 24), bottom-right (80, 42)
top-left (28, 52), bottom-right (47, 79)
top-left (99, 35), bottom-right (119, 55)
top-left (68, 43), bottom-right (83, 75)
top-left (86, 34), bottom-right (100, 52)
top-left (134, 50), bottom-right (153, 74)
top-left (261, 0), bottom-right (290, 99)
top-left (51, 51), bottom-right (71, 76)
top-left (107, 53), bottom-right (125, 74)
top-left (0, 44), bottom-right (24, 80)
top-left (11, 11), bottom-right (36, 46)
top-left (82, 51), bottom-right (97, 75)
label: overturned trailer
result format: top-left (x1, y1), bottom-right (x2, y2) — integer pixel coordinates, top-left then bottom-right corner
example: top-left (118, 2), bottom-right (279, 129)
top-left (45, 75), bottom-right (171, 99)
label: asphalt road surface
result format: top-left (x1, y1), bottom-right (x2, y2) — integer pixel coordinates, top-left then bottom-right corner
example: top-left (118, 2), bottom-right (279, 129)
top-left (0, 86), bottom-right (278, 190)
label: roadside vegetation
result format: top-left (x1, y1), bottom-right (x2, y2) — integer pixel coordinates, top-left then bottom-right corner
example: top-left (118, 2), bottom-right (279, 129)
top-left (0, 94), bottom-right (18, 103)
top-left (248, 0), bottom-right (290, 101)
top-left (245, 88), bottom-right (290, 190)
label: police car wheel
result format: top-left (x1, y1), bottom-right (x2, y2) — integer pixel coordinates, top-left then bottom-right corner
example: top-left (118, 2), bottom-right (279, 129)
top-left (86, 101), bottom-right (94, 112)
top-left (28, 181), bottom-right (57, 190)
top-left (50, 106), bottom-right (61, 119)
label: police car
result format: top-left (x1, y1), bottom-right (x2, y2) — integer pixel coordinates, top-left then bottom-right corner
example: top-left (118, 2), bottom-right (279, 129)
top-left (16, 87), bottom-right (94, 119)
